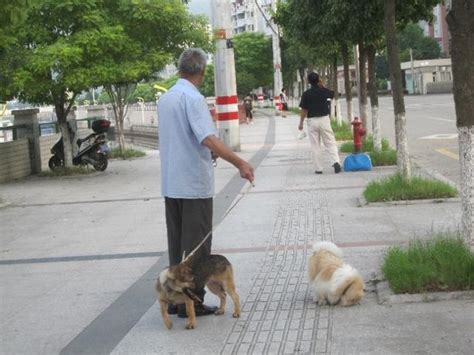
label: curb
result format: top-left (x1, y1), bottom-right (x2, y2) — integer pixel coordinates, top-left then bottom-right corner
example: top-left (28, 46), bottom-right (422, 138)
top-left (376, 281), bottom-right (474, 305)
top-left (357, 164), bottom-right (460, 207)
top-left (358, 196), bottom-right (461, 207)
top-left (413, 163), bottom-right (459, 189)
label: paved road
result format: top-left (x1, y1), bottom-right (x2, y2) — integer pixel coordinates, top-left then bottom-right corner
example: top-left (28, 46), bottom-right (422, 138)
top-left (340, 94), bottom-right (459, 186)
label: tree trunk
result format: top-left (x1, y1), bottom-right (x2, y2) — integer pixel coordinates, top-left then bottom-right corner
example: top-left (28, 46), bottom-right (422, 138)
top-left (358, 42), bottom-right (369, 130)
top-left (298, 68), bottom-right (306, 97)
top-left (332, 55), bottom-right (341, 125)
top-left (107, 84), bottom-right (133, 154)
top-left (55, 94), bottom-right (76, 167)
top-left (341, 43), bottom-right (353, 124)
top-left (458, 128), bottom-right (473, 245)
top-left (446, 0), bottom-right (474, 244)
top-left (384, 0), bottom-right (411, 179)
top-left (367, 44), bottom-right (382, 151)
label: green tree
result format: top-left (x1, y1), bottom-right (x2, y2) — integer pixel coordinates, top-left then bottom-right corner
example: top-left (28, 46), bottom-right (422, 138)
top-left (201, 64), bottom-right (215, 98)
top-left (99, 1), bottom-right (212, 152)
top-left (274, 0), bottom-right (358, 124)
top-left (129, 83), bottom-right (158, 103)
top-left (446, 0), bottom-right (474, 243)
top-left (0, 0), bottom-right (32, 102)
top-left (398, 23), bottom-right (441, 61)
top-left (233, 32), bottom-right (273, 96)
top-left (383, 0), bottom-right (439, 179)
top-left (98, 90), bottom-right (111, 105)
top-left (6, 0), bottom-right (124, 166)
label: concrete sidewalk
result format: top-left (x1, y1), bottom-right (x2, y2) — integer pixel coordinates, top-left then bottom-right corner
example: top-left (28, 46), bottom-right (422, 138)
top-left (0, 110), bottom-right (472, 355)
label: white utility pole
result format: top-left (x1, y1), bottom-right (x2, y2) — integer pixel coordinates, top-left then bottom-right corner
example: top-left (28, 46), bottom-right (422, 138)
top-left (271, 1), bottom-right (283, 113)
top-left (211, 0), bottom-right (240, 151)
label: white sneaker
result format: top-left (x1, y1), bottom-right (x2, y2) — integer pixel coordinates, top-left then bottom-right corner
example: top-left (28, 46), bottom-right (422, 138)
top-left (298, 131), bottom-right (306, 140)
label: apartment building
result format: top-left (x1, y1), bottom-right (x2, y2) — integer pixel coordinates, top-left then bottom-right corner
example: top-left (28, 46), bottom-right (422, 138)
top-left (231, 0), bottom-right (274, 36)
top-left (418, 3), bottom-right (450, 56)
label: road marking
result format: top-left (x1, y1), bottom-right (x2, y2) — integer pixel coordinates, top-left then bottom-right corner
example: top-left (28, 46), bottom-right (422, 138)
top-left (0, 251), bottom-right (165, 265)
top-left (426, 116), bottom-right (454, 123)
top-left (436, 148), bottom-right (459, 160)
top-left (420, 134), bottom-right (457, 139)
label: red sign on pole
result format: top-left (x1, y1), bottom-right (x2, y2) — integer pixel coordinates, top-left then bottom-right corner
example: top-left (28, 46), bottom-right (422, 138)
top-left (214, 29), bottom-right (226, 39)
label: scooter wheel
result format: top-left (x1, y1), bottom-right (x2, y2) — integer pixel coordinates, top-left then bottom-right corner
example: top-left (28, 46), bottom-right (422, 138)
top-left (48, 156), bottom-right (63, 171)
top-left (93, 154), bottom-right (108, 171)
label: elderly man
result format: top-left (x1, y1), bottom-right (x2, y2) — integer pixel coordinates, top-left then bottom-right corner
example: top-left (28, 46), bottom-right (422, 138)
top-left (158, 48), bottom-right (254, 317)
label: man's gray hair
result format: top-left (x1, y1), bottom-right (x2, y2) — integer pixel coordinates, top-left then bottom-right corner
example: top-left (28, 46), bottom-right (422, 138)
top-left (178, 48), bottom-right (208, 75)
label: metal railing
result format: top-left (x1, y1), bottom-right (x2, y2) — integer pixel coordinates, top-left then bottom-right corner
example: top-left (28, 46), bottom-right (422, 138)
top-left (0, 117), bottom-right (105, 143)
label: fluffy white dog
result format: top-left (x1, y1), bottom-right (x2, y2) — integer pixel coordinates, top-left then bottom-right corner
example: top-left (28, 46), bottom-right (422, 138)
top-left (308, 241), bottom-right (364, 306)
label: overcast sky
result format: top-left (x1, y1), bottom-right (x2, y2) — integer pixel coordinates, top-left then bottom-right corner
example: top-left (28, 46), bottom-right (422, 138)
top-left (187, 0), bottom-right (212, 19)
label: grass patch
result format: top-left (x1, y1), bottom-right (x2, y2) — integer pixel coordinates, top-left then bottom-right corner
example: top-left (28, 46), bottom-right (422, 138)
top-left (109, 148), bottom-right (146, 159)
top-left (39, 166), bottom-right (95, 177)
top-left (368, 149), bottom-right (397, 166)
top-left (364, 173), bottom-right (458, 202)
top-left (340, 135), bottom-right (391, 153)
top-left (340, 135), bottom-right (396, 166)
top-left (334, 130), bottom-right (353, 141)
top-left (382, 234), bottom-right (474, 294)
top-left (331, 120), bottom-right (352, 141)
top-left (288, 107), bottom-right (300, 114)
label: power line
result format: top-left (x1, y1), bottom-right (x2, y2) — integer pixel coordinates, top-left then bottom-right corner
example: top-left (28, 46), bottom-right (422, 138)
top-left (253, 0), bottom-right (279, 36)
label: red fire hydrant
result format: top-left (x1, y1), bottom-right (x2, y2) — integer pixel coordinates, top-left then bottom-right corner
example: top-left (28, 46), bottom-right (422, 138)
top-left (351, 117), bottom-right (366, 152)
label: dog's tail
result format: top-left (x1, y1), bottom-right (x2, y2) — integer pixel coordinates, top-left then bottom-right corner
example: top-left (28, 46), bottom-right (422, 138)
top-left (330, 266), bottom-right (364, 306)
top-left (312, 241), bottom-right (343, 258)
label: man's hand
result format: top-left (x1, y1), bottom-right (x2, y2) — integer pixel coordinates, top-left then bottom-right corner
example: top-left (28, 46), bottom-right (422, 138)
top-left (203, 135), bottom-right (254, 183)
top-left (237, 160), bottom-right (254, 182)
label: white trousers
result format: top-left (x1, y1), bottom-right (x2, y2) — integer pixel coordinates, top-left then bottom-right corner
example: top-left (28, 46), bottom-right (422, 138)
top-left (306, 115), bottom-right (340, 172)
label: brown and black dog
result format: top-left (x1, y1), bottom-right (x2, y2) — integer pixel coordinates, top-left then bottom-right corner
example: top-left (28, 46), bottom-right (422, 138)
top-left (156, 254), bottom-right (240, 330)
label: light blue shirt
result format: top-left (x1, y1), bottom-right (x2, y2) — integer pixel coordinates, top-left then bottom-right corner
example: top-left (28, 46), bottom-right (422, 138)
top-left (158, 78), bottom-right (217, 198)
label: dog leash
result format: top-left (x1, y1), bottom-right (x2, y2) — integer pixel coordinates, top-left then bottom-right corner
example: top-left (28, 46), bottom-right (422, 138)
top-left (181, 181), bottom-right (255, 263)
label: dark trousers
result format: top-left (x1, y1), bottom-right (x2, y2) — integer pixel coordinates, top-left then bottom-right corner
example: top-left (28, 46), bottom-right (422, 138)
top-left (245, 108), bottom-right (253, 119)
top-left (165, 197), bottom-right (213, 298)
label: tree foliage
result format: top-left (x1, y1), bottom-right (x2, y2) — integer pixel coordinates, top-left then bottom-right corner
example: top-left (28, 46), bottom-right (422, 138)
top-left (398, 23), bottom-right (441, 61)
top-left (98, 1), bottom-right (212, 152)
top-left (233, 32), bottom-right (273, 96)
top-left (201, 64), bottom-right (215, 97)
top-left (2, 0), bottom-right (212, 161)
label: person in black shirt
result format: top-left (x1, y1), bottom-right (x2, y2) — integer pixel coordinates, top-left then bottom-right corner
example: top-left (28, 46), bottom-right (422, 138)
top-left (298, 72), bottom-right (341, 174)
top-left (243, 93), bottom-right (253, 124)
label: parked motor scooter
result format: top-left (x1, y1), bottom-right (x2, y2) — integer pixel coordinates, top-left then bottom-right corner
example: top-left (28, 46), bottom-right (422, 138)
top-left (49, 119), bottom-right (111, 171)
